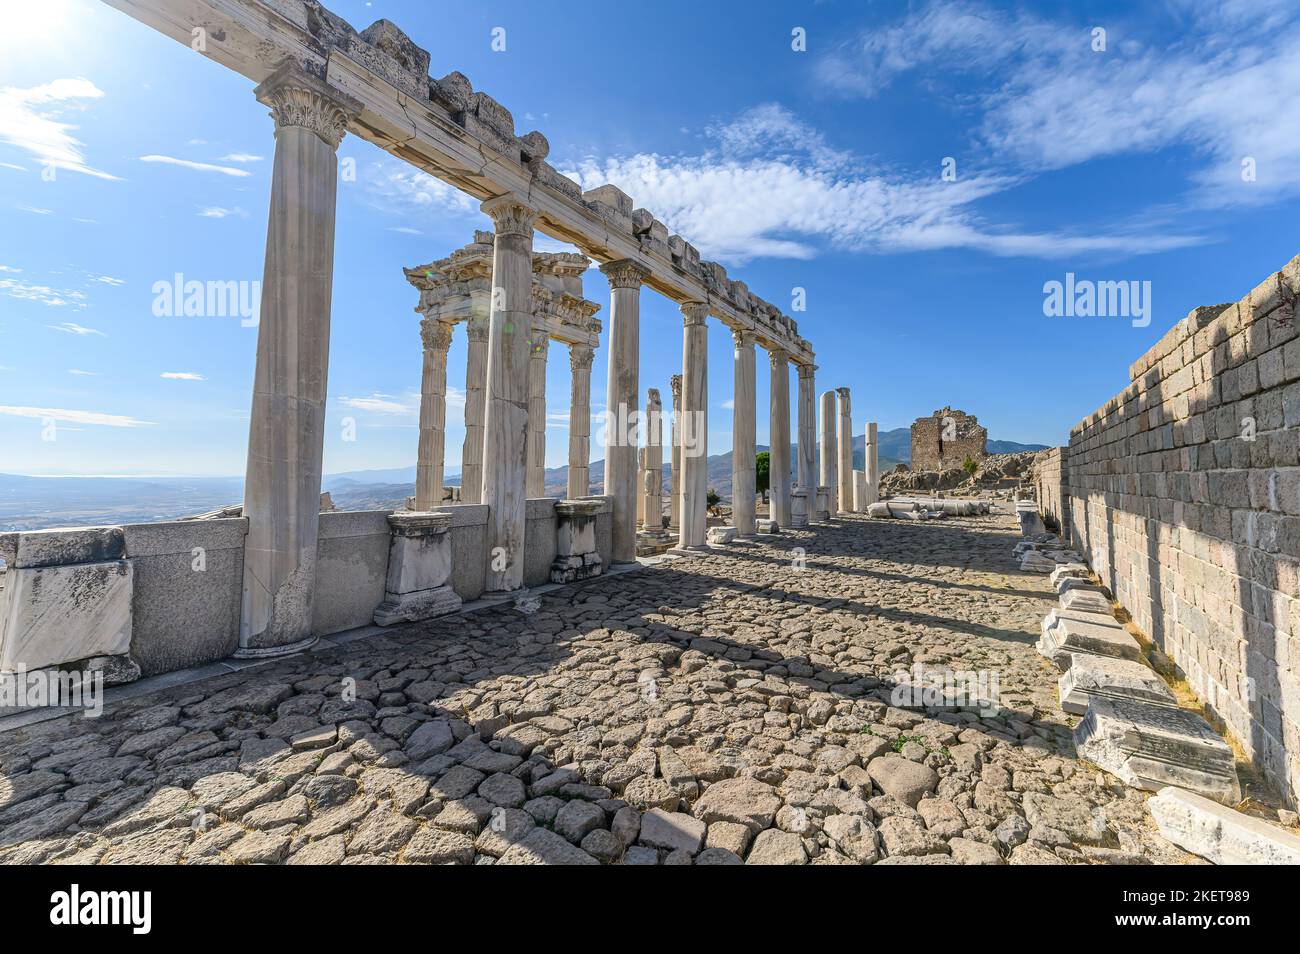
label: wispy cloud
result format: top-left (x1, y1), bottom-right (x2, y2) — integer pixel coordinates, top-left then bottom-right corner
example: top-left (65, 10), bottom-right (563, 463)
top-left (1, 279), bottom-right (85, 308)
top-left (91, 275), bottom-right (124, 286)
top-left (161, 371), bottom-right (205, 381)
top-left (48, 320), bottom-right (101, 334)
top-left (0, 78), bottom-right (121, 180)
top-left (0, 405), bottom-right (151, 427)
top-left (139, 155), bottom-right (251, 177)
top-left (67, 368), bottom-right (97, 376)
top-left (338, 392), bottom-right (419, 415)
top-left (360, 157), bottom-right (478, 221)
top-left (197, 206), bottom-right (248, 219)
top-left (219, 153), bottom-right (262, 163)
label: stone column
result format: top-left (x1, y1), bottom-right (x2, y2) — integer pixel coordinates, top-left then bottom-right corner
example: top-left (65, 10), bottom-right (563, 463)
top-left (865, 421), bottom-right (880, 506)
top-left (668, 374), bottom-right (682, 536)
top-left (836, 387), bottom-right (854, 515)
top-left (525, 322), bottom-right (549, 498)
top-left (566, 343), bottom-right (594, 498)
top-left (459, 314), bottom-right (489, 505)
top-left (793, 363), bottom-right (816, 529)
top-left (601, 259), bottom-right (651, 564)
top-left (479, 195), bottom-right (536, 594)
top-left (676, 302), bottom-right (710, 550)
top-left (237, 64), bottom-right (360, 658)
top-left (636, 447), bottom-right (648, 530)
top-left (819, 390), bottom-right (838, 516)
top-left (642, 388), bottom-right (665, 535)
top-left (769, 349), bottom-right (792, 528)
top-left (731, 330), bottom-right (757, 537)
top-left (415, 317), bottom-right (453, 511)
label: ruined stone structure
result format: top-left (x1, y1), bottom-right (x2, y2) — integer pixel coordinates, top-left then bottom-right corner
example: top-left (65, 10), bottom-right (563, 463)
top-left (910, 407), bottom-right (988, 472)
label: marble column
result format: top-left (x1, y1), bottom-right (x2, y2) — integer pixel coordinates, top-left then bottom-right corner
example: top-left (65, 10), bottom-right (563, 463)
top-left (525, 322), bottom-right (549, 498)
top-left (836, 387), bottom-right (854, 515)
top-left (237, 64), bottom-right (360, 658)
top-left (668, 374), bottom-right (682, 536)
top-left (769, 349), bottom-right (792, 528)
top-left (601, 259), bottom-right (651, 564)
top-left (566, 343), bottom-right (594, 498)
top-left (459, 314), bottom-right (489, 505)
top-left (865, 421), bottom-right (880, 506)
top-left (676, 302), bottom-right (709, 550)
top-left (642, 388), bottom-right (665, 534)
top-left (479, 194), bottom-right (536, 594)
top-left (415, 317), bottom-right (454, 511)
top-left (793, 363), bottom-right (816, 529)
top-left (731, 330), bottom-right (757, 537)
top-left (636, 447), bottom-right (648, 530)
top-left (819, 390), bottom-right (839, 516)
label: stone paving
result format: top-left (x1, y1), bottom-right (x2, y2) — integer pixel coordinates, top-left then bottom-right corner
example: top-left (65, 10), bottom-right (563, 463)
top-left (0, 513), bottom-right (1197, 865)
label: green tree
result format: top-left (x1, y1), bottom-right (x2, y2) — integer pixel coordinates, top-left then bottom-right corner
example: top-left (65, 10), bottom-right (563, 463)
top-left (962, 455), bottom-right (978, 477)
top-left (707, 488), bottom-right (721, 509)
top-left (755, 451), bottom-right (771, 501)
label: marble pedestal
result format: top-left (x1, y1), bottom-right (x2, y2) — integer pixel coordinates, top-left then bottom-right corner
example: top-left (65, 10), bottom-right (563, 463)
top-left (551, 500), bottom-right (604, 583)
top-left (373, 512), bottom-right (461, 626)
top-left (790, 488), bottom-right (809, 528)
top-left (813, 486), bottom-right (830, 522)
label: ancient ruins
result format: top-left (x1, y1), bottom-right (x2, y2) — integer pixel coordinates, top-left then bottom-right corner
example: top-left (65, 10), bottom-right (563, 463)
top-left (0, 0), bottom-right (1297, 870)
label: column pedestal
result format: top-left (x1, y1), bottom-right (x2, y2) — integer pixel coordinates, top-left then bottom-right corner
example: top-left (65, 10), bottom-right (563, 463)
top-left (373, 512), bottom-right (461, 625)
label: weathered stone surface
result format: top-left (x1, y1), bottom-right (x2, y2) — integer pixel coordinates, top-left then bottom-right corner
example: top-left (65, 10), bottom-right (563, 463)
top-left (867, 756), bottom-right (938, 808)
top-left (1039, 610), bottom-right (1143, 668)
top-left (1059, 653), bottom-right (1176, 714)
top-left (497, 827), bottom-right (600, 865)
top-left (746, 828), bottom-right (808, 865)
top-left (692, 777), bottom-right (781, 833)
top-left (1148, 787), bottom-right (1300, 865)
top-left (639, 808), bottom-right (705, 854)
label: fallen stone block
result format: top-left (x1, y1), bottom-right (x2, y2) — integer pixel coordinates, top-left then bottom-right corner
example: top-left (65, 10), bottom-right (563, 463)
top-left (706, 526), bottom-right (738, 545)
top-left (1060, 587), bottom-right (1114, 615)
top-left (1074, 697), bottom-right (1240, 804)
top-left (755, 519), bottom-right (779, 534)
top-left (1058, 653), bottom-right (1177, 715)
top-left (1018, 509), bottom-right (1047, 537)
top-left (1020, 552), bottom-right (1056, 573)
top-left (1148, 787), bottom-right (1300, 864)
top-left (1038, 610), bottom-right (1143, 668)
top-left (1049, 563), bottom-right (1090, 587)
top-left (1056, 576), bottom-right (1107, 599)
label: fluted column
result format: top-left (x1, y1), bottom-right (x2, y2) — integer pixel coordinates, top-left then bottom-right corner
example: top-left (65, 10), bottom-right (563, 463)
top-left (415, 317), bottom-right (454, 511)
top-left (238, 63), bottom-right (360, 657)
top-left (480, 194), bottom-right (536, 594)
top-left (819, 390), bottom-right (838, 517)
top-left (865, 421), bottom-right (879, 506)
top-left (642, 388), bottom-right (664, 533)
top-left (668, 374), bottom-right (682, 536)
top-left (836, 387), bottom-right (854, 515)
top-left (566, 343), bottom-right (594, 498)
top-left (769, 349), bottom-right (792, 528)
top-left (525, 322), bottom-right (549, 498)
top-left (459, 314), bottom-right (489, 504)
top-left (792, 363), bottom-right (816, 528)
top-left (676, 302), bottom-right (709, 549)
top-left (601, 259), bottom-right (651, 563)
top-left (731, 330), bottom-right (757, 537)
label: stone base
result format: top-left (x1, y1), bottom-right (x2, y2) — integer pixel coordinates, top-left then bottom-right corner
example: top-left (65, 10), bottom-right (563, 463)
top-left (1059, 653), bottom-right (1176, 715)
top-left (1049, 563), bottom-right (1091, 587)
top-left (1149, 787), bottom-right (1300, 864)
top-left (1038, 610), bottom-right (1143, 669)
top-left (706, 526), bottom-right (739, 545)
top-left (755, 518), bottom-right (780, 534)
top-left (232, 634), bottom-right (319, 659)
top-left (1060, 587), bottom-right (1113, 614)
top-left (550, 552), bottom-right (604, 583)
top-left (373, 584), bottom-right (462, 626)
top-left (1074, 697), bottom-right (1241, 804)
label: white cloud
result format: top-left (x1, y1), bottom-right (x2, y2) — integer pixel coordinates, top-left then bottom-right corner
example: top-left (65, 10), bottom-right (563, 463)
top-left (720, 398), bottom-right (735, 410)
top-left (1, 280), bottom-right (85, 308)
top-left (389, 226), bottom-right (421, 235)
top-left (48, 320), bottom-right (101, 334)
top-left (219, 153), bottom-right (262, 163)
top-left (67, 368), bottom-right (97, 376)
top-left (0, 264), bottom-right (20, 272)
top-left (0, 78), bottom-right (121, 180)
top-left (361, 157), bottom-right (478, 220)
top-left (446, 385), bottom-right (466, 410)
top-left (139, 155), bottom-right (251, 177)
top-left (197, 206), bottom-right (248, 219)
top-left (0, 405), bottom-right (151, 427)
top-left (161, 371), bottom-right (205, 380)
top-left (91, 275), bottom-right (124, 286)
top-left (338, 392), bottom-right (419, 415)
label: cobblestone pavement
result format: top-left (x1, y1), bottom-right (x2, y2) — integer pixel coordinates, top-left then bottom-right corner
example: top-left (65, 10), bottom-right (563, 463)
top-left (0, 513), bottom-right (1197, 865)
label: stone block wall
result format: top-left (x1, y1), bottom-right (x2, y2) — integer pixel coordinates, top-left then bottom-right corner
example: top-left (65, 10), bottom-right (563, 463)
top-left (911, 407), bottom-right (988, 471)
top-left (1035, 447), bottom-right (1069, 538)
top-left (1067, 253), bottom-right (1300, 805)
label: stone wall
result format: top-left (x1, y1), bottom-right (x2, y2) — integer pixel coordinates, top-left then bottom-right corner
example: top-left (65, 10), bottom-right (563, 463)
top-left (1035, 447), bottom-right (1069, 539)
top-left (1067, 253), bottom-right (1300, 805)
top-left (911, 407), bottom-right (988, 471)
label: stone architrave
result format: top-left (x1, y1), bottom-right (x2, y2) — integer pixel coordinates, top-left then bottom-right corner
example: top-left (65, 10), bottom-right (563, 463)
top-left (238, 62), bottom-right (361, 657)
top-left (567, 344), bottom-right (594, 498)
top-left (525, 320), bottom-right (550, 498)
top-left (601, 259), bottom-right (651, 563)
top-left (1074, 697), bottom-right (1241, 804)
top-left (676, 302), bottom-right (710, 550)
top-left (550, 499), bottom-right (604, 583)
top-left (835, 388), bottom-right (853, 515)
top-left (373, 512), bottom-right (461, 625)
top-left (669, 374), bottom-right (682, 536)
top-left (479, 194), bottom-right (537, 594)
top-left (459, 314), bottom-right (490, 504)
top-left (731, 330), bottom-right (757, 537)
top-left (819, 390), bottom-right (839, 515)
top-left (415, 317), bottom-right (454, 511)
top-left (769, 349), bottom-right (792, 528)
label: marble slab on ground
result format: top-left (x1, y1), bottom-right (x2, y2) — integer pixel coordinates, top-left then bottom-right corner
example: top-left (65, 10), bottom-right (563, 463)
top-left (1148, 787), bottom-right (1300, 864)
top-left (1059, 652), bottom-right (1177, 715)
top-left (1049, 563), bottom-right (1090, 587)
top-left (1075, 697), bottom-right (1240, 804)
top-left (1039, 610), bottom-right (1143, 669)
top-left (1059, 587), bottom-right (1114, 614)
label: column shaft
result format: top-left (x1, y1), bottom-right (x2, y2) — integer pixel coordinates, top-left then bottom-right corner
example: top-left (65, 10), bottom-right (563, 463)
top-left (415, 318), bottom-right (453, 511)
top-left (601, 260), bottom-right (650, 563)
top-left (819, 390), bottom-right (839, 516)
top-left (796, 364), bottom-right (816, 492)
top-left (459, 315), bottom-right (489, 504)
top-left (668, 374), bottom-right (682, 535)
top-left (731, 331), bottom-right (757, 536)
top-left (678, 302), bottom-right (709, 548)
top-left (479, 196), bottom-right (536, 593)
top-left (769, 350), bottom-right (792, 527)
top-left (238, 65), bottom-right (359, 656)
top-left (865, 421), bottom-right (879, 506)
top-left (525, 326), bottom-right (548, 498)
top-left (643, 388), bottom-right (664, 533)
top-left (566, 344), bottom-right (594, 498)
top-left (836, 387), bottom-right (854, 514)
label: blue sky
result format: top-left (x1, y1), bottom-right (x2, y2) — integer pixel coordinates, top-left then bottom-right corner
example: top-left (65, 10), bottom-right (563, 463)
top-left (2, 0), bottom-right (1299, 477)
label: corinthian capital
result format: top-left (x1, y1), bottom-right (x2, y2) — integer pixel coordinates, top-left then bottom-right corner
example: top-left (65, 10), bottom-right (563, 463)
top-left (600, 258), bottom-right (651, 290)
top-left (768, 348), bottom-right (789, 371)
top-left (420, 317), bottom-right (454, 353)
top-left (797, 362), bottom-right (817, 380)
top-left (569, 343), bottom-right (595, 373)
top-left (254, 61), bottom-right (361, 150)
top-left (480, 195), bottom-right (538, 238)
top-left (670, 374), bottom-right (682, 403)
top-left (680, 301), bottom-right (709, 327)
top-left (732, 328), bottom-right (755, 349)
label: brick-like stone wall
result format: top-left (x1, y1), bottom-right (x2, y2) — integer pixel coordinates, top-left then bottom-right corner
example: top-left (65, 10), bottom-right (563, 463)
top-left (1067, 253), bottom-right (1300, 805)
top-left (910, 407), bottom-right (988, 471)
top-left (1035, 447), bottom-right (1069, 538)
